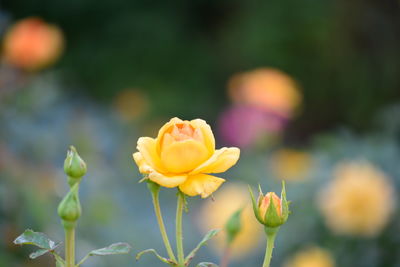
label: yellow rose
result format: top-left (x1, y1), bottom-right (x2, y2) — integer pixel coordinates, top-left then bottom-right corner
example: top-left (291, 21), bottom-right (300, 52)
top-left (133, 117), bottom-right (240, 198)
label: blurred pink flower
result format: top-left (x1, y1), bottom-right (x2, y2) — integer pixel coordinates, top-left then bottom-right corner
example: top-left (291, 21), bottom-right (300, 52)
top-left (217, 105), bottom-right (288, 148)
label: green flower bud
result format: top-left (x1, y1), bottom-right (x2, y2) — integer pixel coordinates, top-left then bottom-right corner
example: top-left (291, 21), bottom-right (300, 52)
top-left (225, 208), bottom-right (243, 244)
top-left (58, 184), bottom-right (81, 227)
top-left (64, 146), bottom-right (87, 180)
top-left (249, 181), bottom-right (290, 228)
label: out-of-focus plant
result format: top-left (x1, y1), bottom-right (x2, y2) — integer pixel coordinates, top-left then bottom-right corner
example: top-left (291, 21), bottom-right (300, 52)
top-left (3, 17), bottom-right (64, 71)
top-left (249, 182), bottom-right (290, 267)
top-left (284, 247), bottom-right (335, 267)
top-left (318, 160), bottom-right (395, 237)
top-left (197, 184), bottom-right (262, 265)
top-left (133, 117), bottom-right (240, 266)
top-left (13, 146), bottom-right (131, 267)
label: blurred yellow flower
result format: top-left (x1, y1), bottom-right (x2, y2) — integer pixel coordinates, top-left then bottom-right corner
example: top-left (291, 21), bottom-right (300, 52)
top-left (284, 247), bottom-right (335, 267)
top-left (198, 184), bottom-right (262, 259)
top-left (318, 161), bottom-right (395, 237)
top-left (113, 89), bottom-right (149, 121)
top-left (228, 68), bottom-right (302, 117)
top-left (3, 17), bottom-right (64, 71)
top-left (133, 117), bottom-right (240, 198)
top-left (270, 149), bottom-right (312, 181)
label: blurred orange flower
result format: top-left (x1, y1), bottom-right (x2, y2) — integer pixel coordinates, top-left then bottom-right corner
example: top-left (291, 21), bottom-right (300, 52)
top-left (228, 68), bottom-right (302, 117)
top-left (318, 161), bottom-right (395, 237)
top-left (198, 183), bottom-right (262, 259)
top-left (113, 89), bottom-right (149, 121)
top-left (133, 117), bottom-right (240, 198)
top-left (284, 247), bottom-right (335, 267)
top-left (3, 17), bottom-right (64, 71)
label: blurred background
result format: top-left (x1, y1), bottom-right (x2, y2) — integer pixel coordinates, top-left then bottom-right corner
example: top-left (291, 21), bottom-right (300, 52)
top-left (1, 1), bottom-right (400, 266)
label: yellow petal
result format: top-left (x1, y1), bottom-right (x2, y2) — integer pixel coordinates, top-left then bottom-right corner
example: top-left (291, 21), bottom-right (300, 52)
top-left (160, 139), bottom-right (210, 173)
top-left (190, 119), bottom-right (215, 153)
top-left (156, 117), bottom-right (183, 152)
top-left (179, 174), bottom-right (225, 198)
top-left (149, 171), bottom-right (187, 188)
top-left (133, 152), bottom-right (153, 174)
top-left (190, 147), bottom-right (240, 175)
top-left (137, 137), bottom-right (166, 172)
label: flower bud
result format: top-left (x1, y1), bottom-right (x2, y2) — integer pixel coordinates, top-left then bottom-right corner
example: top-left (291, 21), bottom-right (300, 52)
top-left (249, 181), bottom-right (289, 228)
top-left (64, 146), bottom-right (87, 181)
top-left (57, 184), bottom-right (81, 227)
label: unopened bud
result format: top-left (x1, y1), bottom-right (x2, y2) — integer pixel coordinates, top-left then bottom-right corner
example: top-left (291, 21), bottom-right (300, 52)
top-left (57, 184), bottom-right (81, 227)
top-left (64, 146), bottom-right (87, 181)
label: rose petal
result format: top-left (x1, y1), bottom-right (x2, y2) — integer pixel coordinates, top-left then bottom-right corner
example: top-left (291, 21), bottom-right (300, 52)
top-left (190, 147), bottom-right (240, 175)
top-left (133, 152), bottom-right (152, 174)
top-left (190, 119), bottom-right (215, 153)
top-left (137, 137), bottom-right (166, 173)
top-left (148, 171), bottom-right (187, 188)
top-left (156, 117), bottom-right (183, 153)
top-left (179, 174), bottom-right (225, 198)
top-left (160, 139), bottom-right (210, 173)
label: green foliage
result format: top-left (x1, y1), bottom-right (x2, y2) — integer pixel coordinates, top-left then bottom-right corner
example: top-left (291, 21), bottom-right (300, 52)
top-left (13, 229), bottom-right (62, 261)
top-left (77, 243), bottom-right (132, 266)
top-left (136, 249), bottom-right (172, 265)
top-left (185, 229), bottom-right (220, 265)
top-left (225, 208), bottom-right (243, 244)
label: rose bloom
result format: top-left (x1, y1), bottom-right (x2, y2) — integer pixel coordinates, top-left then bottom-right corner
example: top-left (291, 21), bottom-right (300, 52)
top-left (198, 184), bottom-right (262, 259)
top-left (284, 247), bottom-right (335, 267)
top-left (133, 117), bottom-right (240, 198)
top-left (318, 161), bottom-right (395, 237)
top-left (3, 17), bottom-right (64, 71)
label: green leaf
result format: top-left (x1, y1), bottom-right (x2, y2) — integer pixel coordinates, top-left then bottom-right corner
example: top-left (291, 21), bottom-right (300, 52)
top-left (185, 229), bottom-right (220, 264)
top-left (88, 242), bottom-right (131, 256)
top-left (136, 249), bottom-right (173, 265)
top-left (14, 229), bottom-right (59, 250)
top-left (14, 229), bottom-right (60, 259)
top-left (77, 243), bottom-right (131, 266)
top-left (196, 262), bottom-right (219, 267)
top-left (29, 248), bottom-right (49, 259)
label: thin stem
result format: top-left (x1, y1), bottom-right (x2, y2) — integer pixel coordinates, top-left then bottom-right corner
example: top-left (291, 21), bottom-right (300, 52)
top-left (65, 228), bottom-right (75, 267)
top-left (176, 191), bottom-right (185, 266)
top-left (220, 245), bottom-right (231, 267)
top-left (262, 228), bottom-right (278, 267)
top-left (151, 190), bottom-right (177, 263)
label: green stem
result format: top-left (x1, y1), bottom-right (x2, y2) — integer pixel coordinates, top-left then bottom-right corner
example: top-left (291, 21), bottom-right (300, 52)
top-left (151, 189), bottom-right (177, 263)
top-left (176, 191), bottom-right (185, 266)
top-left (262, 227), bottom-right (279, 267)
top-left (65, 228), bottom-right (75, 267)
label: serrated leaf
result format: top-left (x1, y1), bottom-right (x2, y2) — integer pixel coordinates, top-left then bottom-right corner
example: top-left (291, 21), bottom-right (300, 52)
top-left (136, 249), bottom-right (173, 264)
top-left (196, 262), bottom-right (219, 267)
top-left (14, 229), bottom-right (60, 259)
top-left (185, 229), bottom-right (219, 264)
